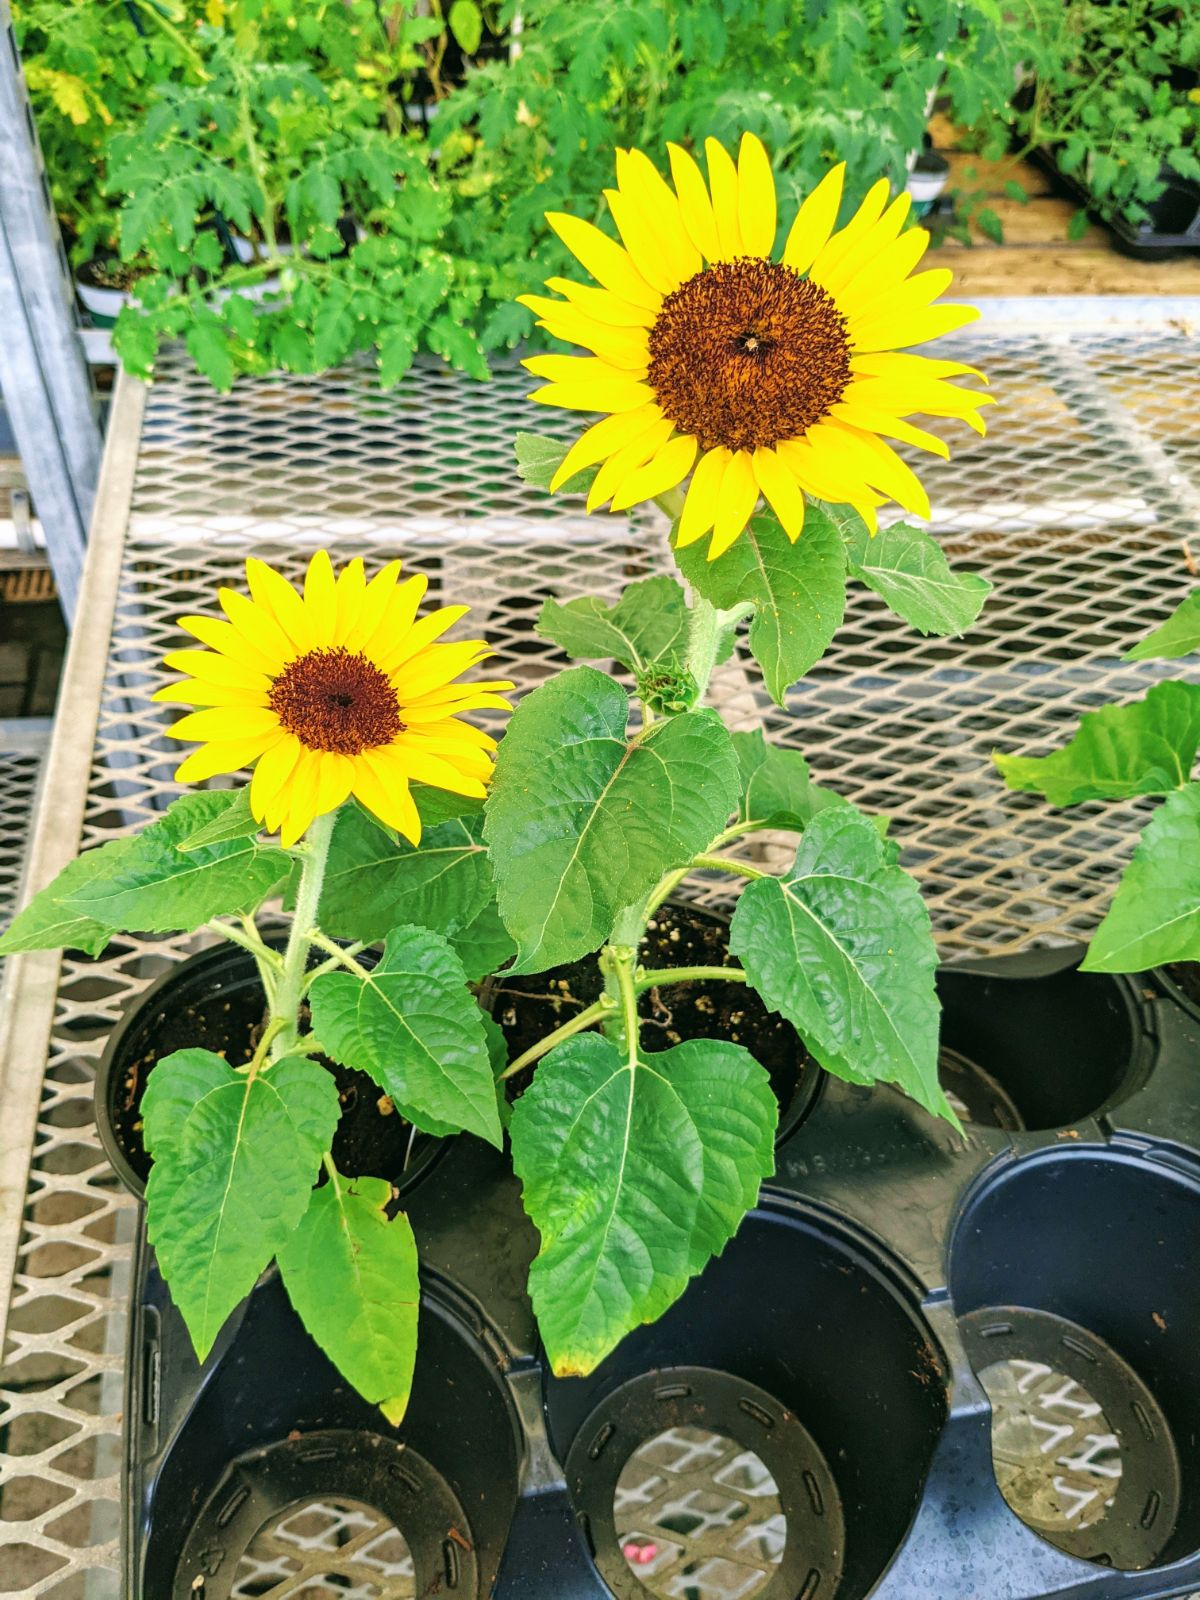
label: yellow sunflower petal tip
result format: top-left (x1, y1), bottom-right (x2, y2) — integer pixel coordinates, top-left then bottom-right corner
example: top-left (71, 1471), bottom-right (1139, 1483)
top-left (519, 133), bottom-right (985, 558)
top-left (161, 551), bottom-right (508, 846)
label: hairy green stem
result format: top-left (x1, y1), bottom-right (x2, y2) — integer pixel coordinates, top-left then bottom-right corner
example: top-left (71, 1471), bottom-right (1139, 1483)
top-left (270, 811), bottom-right (337, 1059)
top-left (691, 854), bottom-right (769, 881)
top-left (637, 965), bottom-right (747, 988)
top-left (307, 929), bottom-right (374, 979)
top-left (616, 949), bottom-right (641, 1063)
top-left (498, 997), bottom-right (615, 1080)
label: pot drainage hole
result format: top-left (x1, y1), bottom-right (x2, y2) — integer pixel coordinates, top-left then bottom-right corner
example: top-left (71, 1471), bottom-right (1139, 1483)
top-left (614, 1426), bottom-right (785, 1599)
top-left (231, 1496), bottom-right (415, 1598)
top-left (978, 1360), bottom-right (1120, 1535)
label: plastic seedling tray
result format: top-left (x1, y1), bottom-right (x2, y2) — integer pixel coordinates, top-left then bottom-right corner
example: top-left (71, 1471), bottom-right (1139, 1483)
top-left (116, 945), bottom-right (1200, 1600)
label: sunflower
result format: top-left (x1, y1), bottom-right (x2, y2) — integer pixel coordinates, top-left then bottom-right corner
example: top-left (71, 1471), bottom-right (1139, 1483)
top-left (155, 551), bottom-right (513, 847)
top-left (519, 135), bottom-right (993, 559)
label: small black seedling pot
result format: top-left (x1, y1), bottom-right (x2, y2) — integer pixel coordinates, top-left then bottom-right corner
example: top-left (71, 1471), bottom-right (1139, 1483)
top-left (115, 937), bottom-right (1200, 1600)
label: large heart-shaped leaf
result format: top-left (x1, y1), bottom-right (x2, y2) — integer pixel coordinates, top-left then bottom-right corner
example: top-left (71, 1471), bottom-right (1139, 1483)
top-left (1125, 589), bottom-right (1200, 662)
top-left (484, 667), bottom-right (739, 972)
top-left (673, 505), bottom-right (846, 704)
top-left (317, 804), bottom-right (493, 944)
top-left (537, 576), bottom-right (689, 673)
top-left (1084, 782), bottom-right (1200, 972)
top-left (308, 925), bottom-right (502, 1147)
top-left (145, 1051), bottom-right (339, 1360)
top-left (730, 805), bottom-right (948, 1120)
top-left (733, 729), bottom-right (846, 830)
top-left (833, 509), bottom-right (990, 635)
top-left (450, 895), bottom-right (516, 981)
top-left (278, 1171), bottom-right (420, 1425)
top-left (510, 1032), bottom-right (776, 1377)
top-left (0, 837), bottom-right (141, 956)
top-left (55, 791), bottom-right (289, 938)
top-left (995, 682), bottom-right (1200, 806)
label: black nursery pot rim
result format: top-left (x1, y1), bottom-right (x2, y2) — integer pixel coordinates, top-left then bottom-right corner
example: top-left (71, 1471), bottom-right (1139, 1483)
top-left (94, 938), bottom-right (442, 1201)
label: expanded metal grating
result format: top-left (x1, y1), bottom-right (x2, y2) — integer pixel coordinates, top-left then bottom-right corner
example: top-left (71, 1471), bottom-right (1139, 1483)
top-left (4, 302), bottom-right (1200, 1597)
top-left (0, 742), bottom-right (46, 934)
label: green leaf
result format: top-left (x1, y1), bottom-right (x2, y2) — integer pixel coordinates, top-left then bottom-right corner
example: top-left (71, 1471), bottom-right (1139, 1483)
top-left (673, 506), bottom-right (846, 704)
top-left (1125, 590), bottom-right (1200, 662)
top-left (1067, 208), bottom-right (1091, 242)
top-left (484, 667), bottom-right (740, 972)
top-left (834, 511), bottom-right (991, 635)
top-left (0, 837), bottom-right (141, 956)
top-left (977, 206), bottom-right (1003, 243)
top-left (450, 895), bottom-right (516, 981)
top-left (317, 805), bottom-right (492, 944)
top-left (1083, 783), bottom-right (1200, 972)
top-left (176, 787), bottom-right (257, 851)
top-left (411, 785), bottom-right (484, 827)
top-left (308, 926), bottom-right (502, 1146)
top-left (448, 0), bottom-right (483, 53)
top-left (733, 729), bottom-right (846, 830)
top-left (536, 577), bottom-right (689, 672)
top-left (277, 1171), bottom-right (419, 1425)
top-left (140, 1047), bottom-right (232, 1159)
top-left (56, 792), bottom-right (290, 936)
top-left (510, 1033), bottom-right (776, 1376)
top-left (514, 432), bottom-right (598, 496)
top-left (145, 1053), bottom-right (339, 1360)
top-left (994, 682), bottom-right (1200, 806)
top-left (730, 805), bottom-right (950, 1121)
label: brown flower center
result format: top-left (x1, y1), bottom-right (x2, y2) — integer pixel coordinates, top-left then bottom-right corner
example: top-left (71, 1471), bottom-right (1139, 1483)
top-left (647, 258), bottom-right (852, 453)
top-left (269, 647), bottom-right (403, 755)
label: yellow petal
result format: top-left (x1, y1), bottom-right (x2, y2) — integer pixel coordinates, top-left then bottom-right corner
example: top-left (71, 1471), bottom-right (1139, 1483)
top-left (175, 736), bottom-right (277, 784)
top-left (249, 735), bottom-right (302, 822)
top-left (522, 299), bottom-right (651, 369)
top-left (836, 223), bottom-right (930, 310)
top-left (849, 302), bottom-right (981, 354)
top-left (388, 747), bottom-right (488, 797)
top-left (179, 613), bottom-right (285, 676)
top-left (844, 267), bottom-right (955, 329)
top-left (331, 557), bottom-right (367, 646)
top-left (280, 751), bottom-right (322, 848)
top-left (302, 550), bottom-right (338, 646)
top-left (315, 752), bottom-right (355, 816)
top-left (402, 693), bottom-right (512, 723)
top-left (676, 446), bottom-right (729, 547)
top-left (609, 434), bottom-right (698, 513)
top-left (153, 680), bottom-right (269, 708)
top-left (360, 573), bottom-right (428, 661)
top-left (169, 705), bottom-right (281, 743)
top-left (709, 450), bottom-right (759, 558)
top-left (808, 178), bottom-right (890, 288)
top-left (246, 558), bottom-right (313, 653)
top-left (392, 638), bottom-right (491, 700)
top-left (850, 352), bottom-right (988, 385)
top-left (752, 447), bottom-right (806, 540)
top-left (378, 605), bottom-right (471, 674)
top-left (828, 403), bottom-right (950, 459)
top-left (808, 422), bottom-right (931, 518)
top-left (545, 212), bottom-right (662, 310)
top-left (544, 276), bottom-right (656, 328)
top-left (783, 162), bottom-right (845, 273)
top-left (342, 559), bottom-right (404, 655)
top-left (162, 649), bottom-right (270, 692)
top-left (616, 148), bottom-right (702, 286)
top-left (604, 186), bottom-right (680, 296)
top-left (667, 142), bottom-right (721, 263)
top-left (705, 137), bottom-right (743, 260)
top-left (736, 132), bottom-right (776, 257)
top-left (523, 353), bottom-right (647, 385)
top-left (549, 403), bottom-right (665, 492)
top-left (818, 192), bottom-right (914, 298)
top-left (529, 380), bottom-right (655, 414)
top-left (217, 588), bottom-right (297, 669)
top-left (353, 754), bottom-right (421, 845)
top-left (586, 416), bottom-right (674, 511)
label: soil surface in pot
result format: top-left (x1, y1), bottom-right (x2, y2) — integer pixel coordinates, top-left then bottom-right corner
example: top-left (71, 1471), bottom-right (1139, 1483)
top-left (1164, 962), bottom-right (1200, 1009)
top-left (113, 983), bottom-right (426, 1189)
top-left (77, 253), bottom-right (151, 292)
top-left (485, 901), bottom-right (814, 1128)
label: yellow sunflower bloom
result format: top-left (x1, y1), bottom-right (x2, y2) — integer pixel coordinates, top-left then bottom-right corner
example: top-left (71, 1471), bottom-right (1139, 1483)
top-left (155, 551), bottom-right (513, 848)
top-left (519, 134), bottom-right (993, 560)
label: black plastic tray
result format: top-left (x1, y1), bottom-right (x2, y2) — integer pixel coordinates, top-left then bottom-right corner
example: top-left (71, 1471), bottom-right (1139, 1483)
top-left (121, 945), bottom-right (1200, 1599)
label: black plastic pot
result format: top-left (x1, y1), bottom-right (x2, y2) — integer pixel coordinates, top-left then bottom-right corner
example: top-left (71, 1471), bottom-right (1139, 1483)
top-left (95, 940), bottom-right (442, 1200)
top-left (1033, 146), bottom-right (1200, 259)
top-left (116, 936), bottom-right (1200, 1599)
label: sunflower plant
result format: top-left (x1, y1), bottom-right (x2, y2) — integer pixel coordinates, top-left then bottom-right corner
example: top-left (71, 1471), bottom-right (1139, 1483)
top-left (3, 132), bottom-right (995, 1397)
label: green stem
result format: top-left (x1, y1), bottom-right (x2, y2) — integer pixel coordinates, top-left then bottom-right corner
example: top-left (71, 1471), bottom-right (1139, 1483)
top-left (691, 854), bottom-right (769, 881)
top-left (616, 949), bottom-right (640, 1064)
top-left (307, 929), bottom-right (374, 979)
top-left (208, 916), bottom-right (283, 970)
top-left (231, 60), bottom-right (279, 259)
top-left (498, 997), bottom-right (615, 1080)
top-left (270, 811), bottom-right (337, 1059)
top-left (302, 939), bottom-right (368, 991)
top-left (636, 965), bottom-right (747, 989)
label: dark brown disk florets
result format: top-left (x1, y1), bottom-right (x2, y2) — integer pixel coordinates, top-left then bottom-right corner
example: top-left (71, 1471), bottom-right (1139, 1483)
top-left (269, 647), bottom-right (403, 755)
top-left (647, 258), bottom-right (852, 453)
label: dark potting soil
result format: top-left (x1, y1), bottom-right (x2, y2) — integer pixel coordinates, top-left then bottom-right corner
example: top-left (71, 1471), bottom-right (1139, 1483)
top-left (78, 254), bottom-right (150, 292)
top-left (484, 902), bottom-right (813, 1121)
top-left (1164, 962), bottom-right (1200, 1008)
top-left (112, 987), bottom-right (423, 1188)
